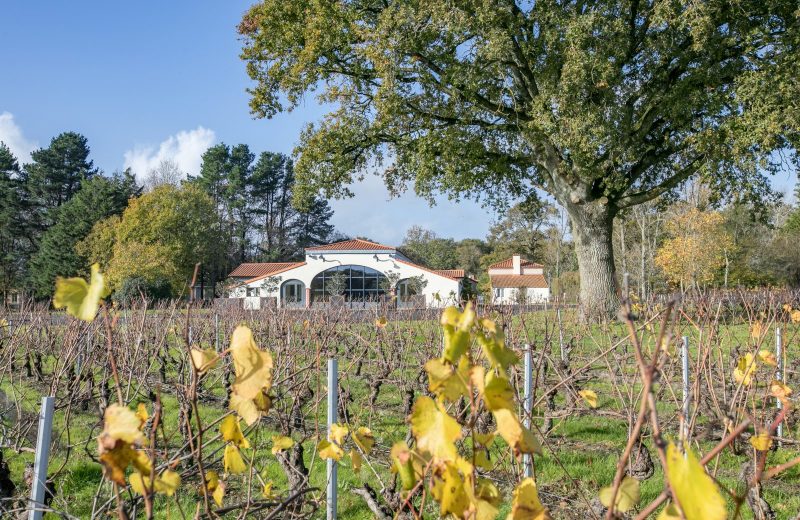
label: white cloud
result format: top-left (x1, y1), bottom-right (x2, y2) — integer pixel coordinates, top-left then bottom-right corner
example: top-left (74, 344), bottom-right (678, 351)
top-left (123, 126), bottom-right (216, 182)
top-left (0, 112), bottom-right (38, 165)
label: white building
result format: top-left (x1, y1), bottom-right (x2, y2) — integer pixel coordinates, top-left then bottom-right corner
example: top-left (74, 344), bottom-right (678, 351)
top-left (227, 239), bottom-right (474, 309)
top-left (488, 255), bottom-right (550, 304)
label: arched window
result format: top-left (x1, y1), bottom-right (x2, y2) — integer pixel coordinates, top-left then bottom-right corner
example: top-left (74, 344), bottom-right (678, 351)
top-left (281, 280), bottom-right (305, 307)
top-left (396, 277), bottom-right (426, 307)
top-left (310, 265), bottom-right (387, 303)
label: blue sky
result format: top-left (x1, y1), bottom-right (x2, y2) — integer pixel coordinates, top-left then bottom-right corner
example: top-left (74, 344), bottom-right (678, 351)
top-left (0, 0), bottom-right (498, 244)
top-left (1, 1), bottom-right (796, 244)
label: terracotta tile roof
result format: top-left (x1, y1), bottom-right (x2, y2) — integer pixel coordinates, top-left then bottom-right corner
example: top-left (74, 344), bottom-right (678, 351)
top-left (488, 257), bottom-right (543, 269)
top-left (394, 259), bottom-right (464, 282)
top-left (229, 262), bottom-right (304, 278)
top-left (490, 274), bottom-right (549, 288)
top-left (434, 269), bottom-right (466, 279)
top-left (305, 239), bottom-right (395, 251)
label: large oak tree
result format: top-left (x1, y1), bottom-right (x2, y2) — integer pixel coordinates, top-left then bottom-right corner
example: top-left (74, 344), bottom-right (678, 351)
top-left (238, 0), bottom-right (798, 316)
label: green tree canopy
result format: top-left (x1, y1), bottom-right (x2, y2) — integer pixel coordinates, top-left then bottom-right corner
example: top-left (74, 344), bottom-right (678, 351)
top-left (400, 226), bottom-right (458, 270)
top-left (486, 200), bottom-right (552, 264)
top-left (239, 0), bottom-right (799, 317)
top-left (28, 171), bottom-right (140, 298)
top-left (82, 184), bottom-right (223, 297)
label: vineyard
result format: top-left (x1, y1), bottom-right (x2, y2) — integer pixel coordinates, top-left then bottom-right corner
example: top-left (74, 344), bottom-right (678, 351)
top-left (0, 274), bottom-right (799, 519)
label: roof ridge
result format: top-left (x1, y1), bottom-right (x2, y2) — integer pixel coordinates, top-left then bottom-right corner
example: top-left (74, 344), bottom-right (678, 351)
top-left (305, 238), bottom-right (396, 251)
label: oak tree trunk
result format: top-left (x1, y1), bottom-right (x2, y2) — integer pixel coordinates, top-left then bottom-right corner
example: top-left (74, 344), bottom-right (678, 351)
top-left (565, 201), bottom-right (620, 320)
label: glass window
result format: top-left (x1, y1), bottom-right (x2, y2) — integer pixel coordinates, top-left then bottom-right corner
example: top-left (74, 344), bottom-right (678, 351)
top-left (281, 280), bottom-right (304, 305)
top-left (246, 287), bottom-right (259, 297)
top-left (311, 265), bottom-right (387, 304)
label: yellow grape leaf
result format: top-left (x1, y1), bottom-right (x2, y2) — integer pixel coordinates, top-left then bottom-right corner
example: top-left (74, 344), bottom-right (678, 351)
top-left (353, 427), bottom-right (375, 455)
top-left (203, 470), bottom-right (225, 505)
top-left (579, 389), bottom-right (598, 408)
top-left (430, 460), bottom-right (471, 517)
top-left (262, 481), bottom-right (275, 499)
top-left (271, 434), bottom-right (294, 455)
top-left (190, 348), bottom-right (220, 373)
top-left (230, 393), bottom-right (261, 426)
top-left (224, 444), bottom-right (247, 474)
top-left (475, 448), bottom-right (492, 470)
top-left (329, 423), bottom-right (349, 445)
top-left (751, 322), bottom-right (764, 339)
top-left (425, 358), bottom-right (469, 402)
top-left (475, 499), bottom-right (500, 520)
top-left (440, 305), bottom-right (475, 363)
top-left (53, 263), bottom-right (109, 322)
top-left (750, 432), bottom-right (772, 451)
top-left (665, 443), bottom-right (726, 520)
top-left (483, 371), bottom-right (514, 411)
top-left (350, 449), bottom-right (362, 472)
top-left (783, 303), bottom-right (793, 313)
top-left (253, 391), bottom-right (271, 412)
top-left (220, 415), bottom-right (250, 449)
top-left (99, 404), bottom-right (145, 448)
top-left (470, 364), bottom-right (486, 394)
top-left (204, 470), bottom-right (219, 491)
top-left (473, 479), bottom-right (502, 520)
top-left (657, 503), bottom-right (682, 520)
top-left (733, 353), bottom-right (756, 386)
top-left (493, 408), bottom-right (542, 456)
top-left (507, 477), bottom-right (549, 520)
top-left (599, 476), bottom-right (640, 513)
top-left (153, 470), bottom-right (181, 496)
top-left (135, 403), bottom-right (149, 425)
top-left (375, 316), bottom-right (388, 328)
top-left (230, 325), bottom-right (274, 400)
top-left (758, 350), bottom-right (777, 366)
top-left (409, 396), bottom-right (462, 461)
top-left (791, 310), bottom-right (800, 324)
top-left (213, 481), bottom-right (225, 506)
top-left (318, 439), bottom-right (344, 461)
top-left (476, 478), bottom-right (502, 505)
top-left (130, 449), bottom-right (152, 475)
top-left (476, 322), bottom-right (518, 369)
top-left (129, 470), bottom-right (181, 496)
top-left (129, 471), bottom-right (150, 495)
top-left (99, 443), bottom-right (138, 485)
top-left (770, 380), bottom-right (792, 400)
top-left (391, 441), bottom-right (418, 490)
top-left (474, 432), bottom-right (495, 447)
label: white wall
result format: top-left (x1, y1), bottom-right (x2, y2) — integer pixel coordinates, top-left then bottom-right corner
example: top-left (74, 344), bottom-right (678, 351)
top-left (231, 252), bottom-right (461, 308)
top-left (492, 287), bottom-right (550, 305)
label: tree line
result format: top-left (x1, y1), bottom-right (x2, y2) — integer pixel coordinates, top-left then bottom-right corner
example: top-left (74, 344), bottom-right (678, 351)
top-left (0, 135), bottom-right (338, 303)
top-left (398, 184), bottom-right (800, 302)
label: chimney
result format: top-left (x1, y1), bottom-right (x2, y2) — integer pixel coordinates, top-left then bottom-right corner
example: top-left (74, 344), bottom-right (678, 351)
top-left (512, 255), bottom-right (522, 275)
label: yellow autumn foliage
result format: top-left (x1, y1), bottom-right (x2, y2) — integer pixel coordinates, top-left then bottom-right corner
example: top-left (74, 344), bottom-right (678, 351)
top-left (655, 209), bottom-right (732, 288)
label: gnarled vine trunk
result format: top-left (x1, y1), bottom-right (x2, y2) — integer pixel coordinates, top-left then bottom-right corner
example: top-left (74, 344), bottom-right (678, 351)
top-left (565, 200), bottom-right (620, 320)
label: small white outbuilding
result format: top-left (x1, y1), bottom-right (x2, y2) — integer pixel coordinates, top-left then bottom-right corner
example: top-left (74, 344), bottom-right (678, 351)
top-left (227, 239), bottom-right (473, 309)
top-left (488, 255), bottom-right (550, 304)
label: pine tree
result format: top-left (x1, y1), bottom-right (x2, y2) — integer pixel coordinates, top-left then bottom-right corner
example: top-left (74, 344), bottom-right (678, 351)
top-left (25, 132), bottom-right (97, 225)
top-left (250, 152), bottom-right (296, 261)
top-left (190, 143), bottom-right (256, 285)
top-left (28, 171), bottom-right (140, 297)
top-left (292, 197), bottom-right (335, 255)
top-left (0, 143), bottom-right (28, 300)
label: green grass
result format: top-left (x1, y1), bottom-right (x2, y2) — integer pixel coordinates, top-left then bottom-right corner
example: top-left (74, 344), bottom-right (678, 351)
top-left (1, 308), bottom-right (798, 518)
